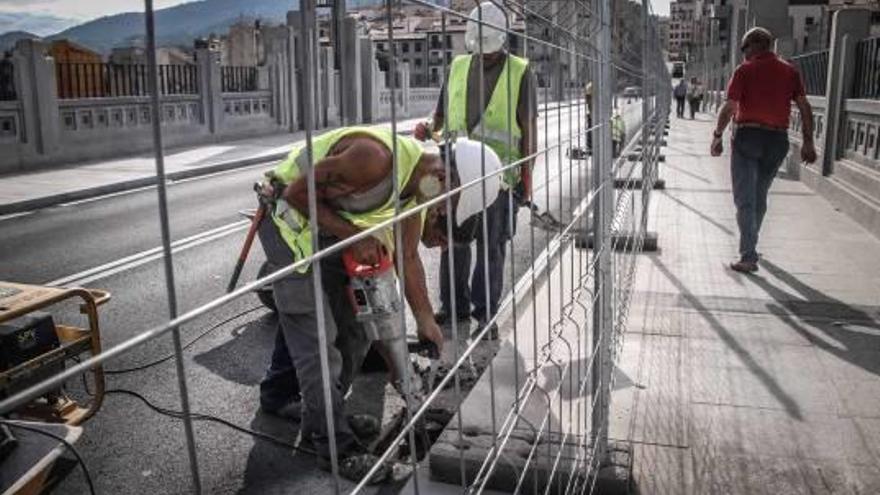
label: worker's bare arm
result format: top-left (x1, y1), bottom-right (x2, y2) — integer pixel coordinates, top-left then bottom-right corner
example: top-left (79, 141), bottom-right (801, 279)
top-left (283, 138), bottom-right (392, 263)
top-left (399, 214), bottom-right (444, 351)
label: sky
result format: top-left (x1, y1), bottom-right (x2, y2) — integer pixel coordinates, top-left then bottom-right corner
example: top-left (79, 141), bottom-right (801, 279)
top-left (0, 0), bottom-right (187, 22)
top-left (1, 0), bottom-right (672, 36)
top-left (653, 0), bottom-right (670, 17)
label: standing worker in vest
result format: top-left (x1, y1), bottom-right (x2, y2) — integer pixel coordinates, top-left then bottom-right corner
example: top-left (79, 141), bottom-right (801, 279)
top-left (256, 127), bottom-right (451, 481)
top-left (413, 2), bottom-right (537, 335)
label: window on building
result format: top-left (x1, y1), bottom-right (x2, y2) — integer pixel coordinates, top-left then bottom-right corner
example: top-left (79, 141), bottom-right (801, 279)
top-left (415, 42), bottom-right (422, 52)
top-left (445, 35), bottom-right (452, 48)
top-left (402, 42), bottom-right (409, 53)
top-left (806, 16), bottom-right (814, 26)
top-left (415, 58), bottom-right (422, 67)
top-left (377, 42), bottom-right (384, 51)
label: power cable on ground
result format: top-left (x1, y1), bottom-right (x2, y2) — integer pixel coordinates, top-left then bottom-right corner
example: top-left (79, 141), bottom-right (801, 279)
top-left (0, 419), bottom-right (97, 495)
top-left (103, 389), bottom-right (317, 457)
top-left (104, 305), bottom-right (266, 375)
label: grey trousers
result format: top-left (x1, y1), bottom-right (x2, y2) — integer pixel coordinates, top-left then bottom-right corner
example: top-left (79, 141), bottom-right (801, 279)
top-left (730, 127), bottom-right (790, 263)
top-left (257, 217), bottom-right (371, 458)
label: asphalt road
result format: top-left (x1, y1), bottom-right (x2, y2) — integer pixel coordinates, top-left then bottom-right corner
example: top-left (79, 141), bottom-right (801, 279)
top-left (1, 97), bottom-right (643, 494)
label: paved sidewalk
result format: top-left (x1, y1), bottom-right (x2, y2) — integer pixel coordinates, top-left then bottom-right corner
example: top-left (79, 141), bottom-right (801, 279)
top-left (611, 114), bottom-right (880, 494)
top-left (0, 117), bottom-right (422, 214)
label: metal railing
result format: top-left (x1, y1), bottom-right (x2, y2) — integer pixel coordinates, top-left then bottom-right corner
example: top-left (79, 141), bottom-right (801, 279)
top-left (56, 62), bottom-right (198, 99)
top-left (853, 36), bottom-right (880, 99)
top-left (0, 0), bottom-right (670, 493)
top-left (790, 49), bottom-right (829, 96)
top-left (0, 59), bottom-right (14, 101)
top-left (220, 66), bottom-right (258, 93)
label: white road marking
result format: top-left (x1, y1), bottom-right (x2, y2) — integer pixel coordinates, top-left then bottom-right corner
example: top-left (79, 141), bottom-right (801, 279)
top-left (47, 220), bottom-right (250, 287)
top-left (0, 211), bottom-right (36, 222)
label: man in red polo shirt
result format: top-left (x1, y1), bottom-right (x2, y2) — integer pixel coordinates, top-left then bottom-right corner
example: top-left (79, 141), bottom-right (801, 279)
top-left (710, 27), bottom-right (817, 273)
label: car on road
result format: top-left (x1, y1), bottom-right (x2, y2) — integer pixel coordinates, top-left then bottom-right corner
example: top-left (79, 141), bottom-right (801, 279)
top-left (622, 86), bottom-right (641, 100)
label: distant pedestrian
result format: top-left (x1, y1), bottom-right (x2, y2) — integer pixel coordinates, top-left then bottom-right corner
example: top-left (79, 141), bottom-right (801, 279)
top-left (673, 79), bottom-right (687, 118)
top-left (711, 27), bottom-right (817, 273)
top-left (687, 77), bottom-right (703, 119)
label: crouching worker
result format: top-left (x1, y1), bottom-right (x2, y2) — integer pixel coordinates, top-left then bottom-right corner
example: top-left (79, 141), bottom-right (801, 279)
top-left (256, 126), bottom-right (447, 482)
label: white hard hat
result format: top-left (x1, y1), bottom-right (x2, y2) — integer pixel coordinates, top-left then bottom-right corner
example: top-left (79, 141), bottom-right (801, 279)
top-left (465, 2), bottom-right (507, 54)
top-left (452, 138), bottom-right (502, 228)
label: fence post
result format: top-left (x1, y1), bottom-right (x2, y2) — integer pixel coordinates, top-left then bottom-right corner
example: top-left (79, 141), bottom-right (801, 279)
top-left (359, 37), bottom-right (375, 123)
top-left (13, 39), bottom-right (60, 158)
top-left (400, 62), bottom-right (411, 118)
top-left (339, 16), bottom-right (362, 124)
top-left (195, 47), bottom-right (223, 134)
top-left (591, 0), bottom-right (614, 460)
top-left (821, 9), bottom-right (870, 176)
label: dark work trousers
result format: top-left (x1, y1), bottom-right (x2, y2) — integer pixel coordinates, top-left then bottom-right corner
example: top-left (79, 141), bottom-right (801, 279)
top-left (675, 96), bottom-right (685, 118)
top-left (730, 127), bottom-right (790, 263)
top-left (256, 216), bottom-right (371, 458)
top-left (439, 191), bottom-right (517, 323)
top-left (688, 97), bottom-right (700, 119)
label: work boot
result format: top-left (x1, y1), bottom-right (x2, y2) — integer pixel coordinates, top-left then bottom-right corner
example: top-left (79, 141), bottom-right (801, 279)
top-left (260, 394), bottom-right (302, 421)
top-left (347, 413), bottom-right (381, 440)
top-left (311, 441), bottom-right (391, 484)
top-left (434, 308), bottom-right (471, 326)
top-left (729, 260), bottom-right (758, 274)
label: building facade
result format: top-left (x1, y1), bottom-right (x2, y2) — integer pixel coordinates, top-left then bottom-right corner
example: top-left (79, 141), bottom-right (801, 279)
top-left (790, 0), bottom-right (828, 54)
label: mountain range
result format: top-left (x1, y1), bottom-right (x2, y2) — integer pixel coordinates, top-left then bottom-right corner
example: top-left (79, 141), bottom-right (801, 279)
top-left (2, 0), bottom-right (449, 54)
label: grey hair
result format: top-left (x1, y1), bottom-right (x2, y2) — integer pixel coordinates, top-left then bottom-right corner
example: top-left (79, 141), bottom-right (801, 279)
top-left (742, 27), bottom-right (774, 51)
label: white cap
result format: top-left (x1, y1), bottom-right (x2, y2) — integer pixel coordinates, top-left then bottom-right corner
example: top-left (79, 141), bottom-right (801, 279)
top-left (453, 138), bottom-right (502, 227)
top-left (465, 2), bottom-right (507, 54)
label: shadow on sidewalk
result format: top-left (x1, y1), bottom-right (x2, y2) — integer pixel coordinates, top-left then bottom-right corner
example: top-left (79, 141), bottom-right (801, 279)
top-left (749, 258), bottom-right (880, 378)
top-left (648, 256), bottom-right (804, 420)
top-left (660, 192), bottom-right (735, 236)
top-left (662, 163), bottom-right (713, 184)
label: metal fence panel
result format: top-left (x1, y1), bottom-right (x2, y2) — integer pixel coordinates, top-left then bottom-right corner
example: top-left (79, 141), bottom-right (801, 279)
top-left (0, 0), bottom-right (669, 493)
top-left (853, 37), bottom-right (880, 99)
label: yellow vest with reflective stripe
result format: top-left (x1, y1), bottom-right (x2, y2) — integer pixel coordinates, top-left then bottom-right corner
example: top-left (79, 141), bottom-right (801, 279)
top-left (270, 127), bottom-right (423, 272)
top-left (612, 114), bottom-right (625, 142)
top-left (445, 53), bottom-right (529, 188)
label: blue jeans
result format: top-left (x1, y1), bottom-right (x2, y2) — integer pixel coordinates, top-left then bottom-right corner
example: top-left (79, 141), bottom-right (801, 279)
top-left (439, 191), bottom-right (517, 322)
top-left (730, 127), bottom-right (790, 263)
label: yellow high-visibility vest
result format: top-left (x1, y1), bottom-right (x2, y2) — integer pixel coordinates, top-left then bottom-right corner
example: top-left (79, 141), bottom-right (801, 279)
top-left (270, 127), bottom-right (422, 272)
top-left (445, 53), bottom-right (529, 188)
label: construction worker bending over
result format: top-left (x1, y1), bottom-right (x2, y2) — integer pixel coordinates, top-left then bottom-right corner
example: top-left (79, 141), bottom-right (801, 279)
top-left (414, 1), bottom-right (537, 335)
top-left (256, 126), bottom-right (448, 481)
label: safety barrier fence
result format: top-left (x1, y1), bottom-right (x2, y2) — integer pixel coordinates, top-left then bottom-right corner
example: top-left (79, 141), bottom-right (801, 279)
top-left (56, 62), bottom-right (199, 99)
top-left (0, 0), bottom-right (669, 494)
top-left (220, 66), bottom-right (259, 93)
top-left (853, 36), bottom-right (880, 99)
top-left (790, 49), bottom-right (829, 97)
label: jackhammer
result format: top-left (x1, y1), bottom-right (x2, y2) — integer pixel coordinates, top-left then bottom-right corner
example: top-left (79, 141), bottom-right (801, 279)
top-left (342, 249), bottom-right (436, 460)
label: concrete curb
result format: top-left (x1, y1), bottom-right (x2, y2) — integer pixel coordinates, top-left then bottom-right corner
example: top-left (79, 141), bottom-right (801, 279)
top-left (0, 151), bottom-right (288, 216)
